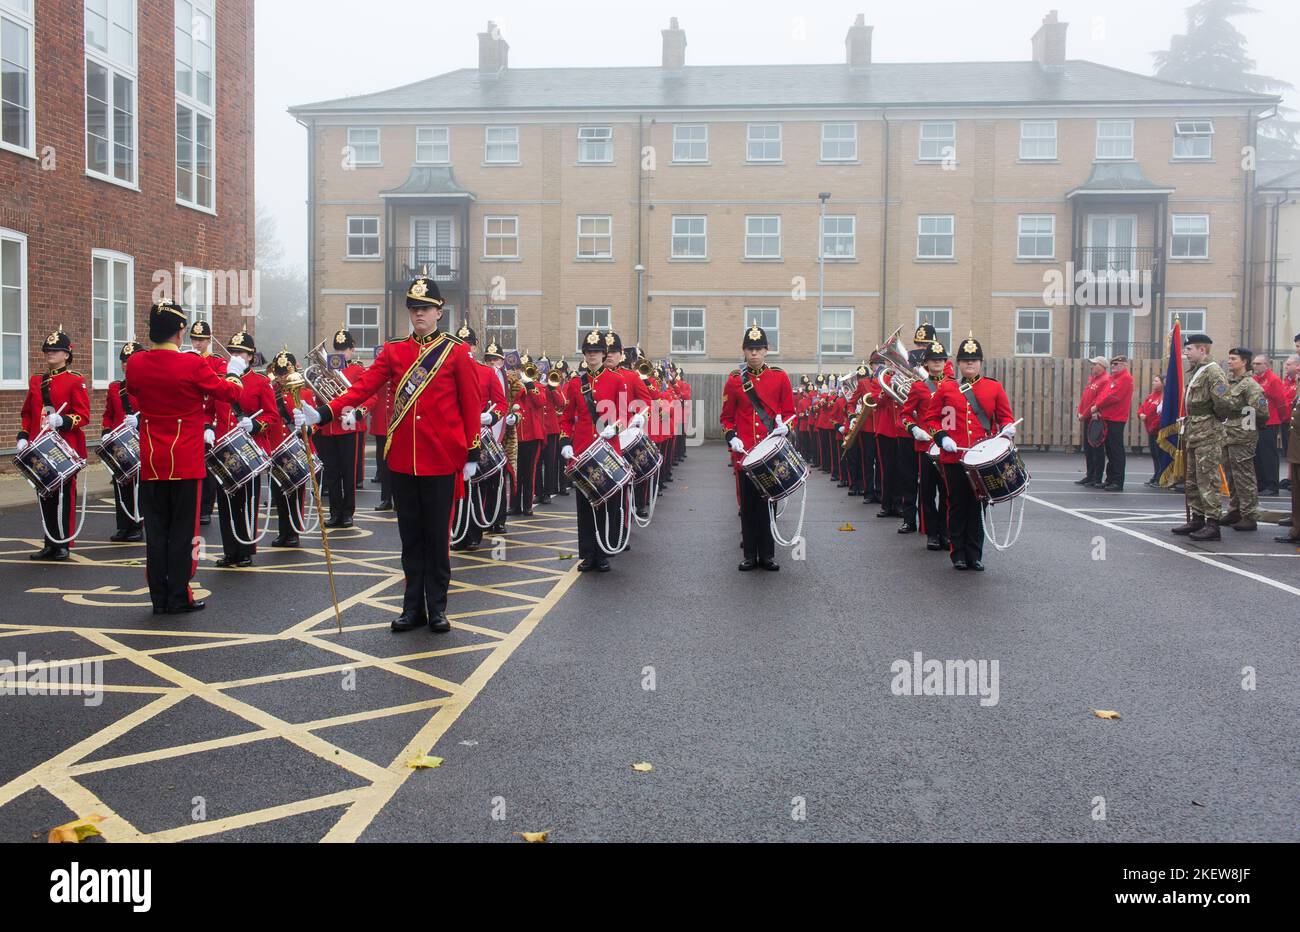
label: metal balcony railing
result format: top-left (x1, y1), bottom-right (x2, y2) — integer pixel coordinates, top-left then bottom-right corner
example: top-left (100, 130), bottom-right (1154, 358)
top-left (388, 246), bottom-right (463, 289)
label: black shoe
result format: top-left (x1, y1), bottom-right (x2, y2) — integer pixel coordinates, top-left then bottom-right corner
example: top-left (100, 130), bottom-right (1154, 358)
top-left (167, 600), bottom-right (206, 614)
top-left (1260, 487), bottom-right (1280, 497)
top-left (369, 477), bottom-right (380, 484)
top-left (235, 557), bottom-right (254, 568)
top-left (271, 535), bottom-right (300, 548)
top-left (334, 518), bottom-right (354, 529)
top-left (490, 523), bottom-right (506, 534)
top-left (324, 516), bottom-right (342, 528)
top-left (953, 560), bottom-right (968, 571)
top-left (537, 495), bottom-right (552, 505)
top-left (898, 522), bottom-right (917, 533)
top-left (594, 559), bottom-right (611, 573)
top-left (391, 612), bottom-right (425, 632)
top-left (47, 546), bottom-right (69, 561)
top-left (110, 529), bottom-right (131, 542)
top-left (738, 559), bottom-right (757, 571)
top-left (375, 500), bottom-right (393, 511)
top-left (199, 515), bottom-right (211, 525)
top-left (865, 495), bottom-right (881, 504)
top-left (876, 509), bottom-right (893, 518)
top-left (29, 545), bottom-right (55, 560)
top-left (507, 507), bottom-right (522, 516)
top-left (1275, 535), bottom-right (1300, 545)
top-left (1073, 477), bottom-right (1090, 485)
top-left (577, 559), bottom-right (596, 572)
top-left (1280, 516), bottom-right (1292, 527)
top-left (124, 530), bottom-right (143, 542)
top-left (215, 555), bottom-right (238, 567)
top-left (926, 536), bottom-right (942, 551)
top-left (636, 507), bottom-right (650, 519)
top-left (429, 612), bottom-right (451, 633)
top-left (970, 560), bottom-right (985, 572)
top-left (1102, 483), bottom-right (1123, 492)
top-left (758, 558), bottom-right (780, 571)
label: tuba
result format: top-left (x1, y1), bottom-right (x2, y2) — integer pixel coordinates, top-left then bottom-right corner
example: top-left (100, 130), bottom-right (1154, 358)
top-left (869, 327), bottom-right (921, 405)
top-left (303, 341), bottom-right (353, 404)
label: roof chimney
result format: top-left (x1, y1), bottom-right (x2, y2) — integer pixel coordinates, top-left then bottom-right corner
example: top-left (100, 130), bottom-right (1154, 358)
top-left (1031, 10), bottom-right (1067, 71)
top-left (662, 17), bottom-right (686, 71)
top-left (478, 20), bottom-right (509, 76)
top-left (845, 14), bottom-right (872, 70)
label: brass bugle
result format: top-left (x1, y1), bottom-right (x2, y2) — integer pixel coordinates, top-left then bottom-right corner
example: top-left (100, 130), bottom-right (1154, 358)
top-left (546, 369), bottom-right (563, 388)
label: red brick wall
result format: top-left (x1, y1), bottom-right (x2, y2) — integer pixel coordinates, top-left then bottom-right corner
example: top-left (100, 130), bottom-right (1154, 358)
top-left (0, 0), bottom-right (254, 447)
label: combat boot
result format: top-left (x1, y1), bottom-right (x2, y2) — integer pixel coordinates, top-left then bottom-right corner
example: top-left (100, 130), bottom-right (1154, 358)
top-left (1221, 510), bottom-right (1240, 526)
top-left (1229, 517), bottom-right (1257, 532)
top-left (1170, 514), bottom-right (1205, 536)
top-left (1189, 520), bottom-right (1221, 541)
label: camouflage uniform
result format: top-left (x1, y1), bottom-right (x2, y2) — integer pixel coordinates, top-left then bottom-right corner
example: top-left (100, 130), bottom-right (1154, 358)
top-left (1223, 373), bottom-right (1269, 522)
top-left (1181, 359), bottom-right (1233, 519)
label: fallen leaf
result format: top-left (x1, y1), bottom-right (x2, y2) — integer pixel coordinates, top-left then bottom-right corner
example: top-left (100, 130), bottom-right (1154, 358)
top-left (839, 523), bottom-right (856, 532)
top-left (514, 830), bottom-right (550, 843)
top-left (47, 815), bottom-right (105, 844)
top-left (1091, 709), bottom-right (1121, 720)
top-left (1191, 800), bottom-right (1206, 807)
top-left (631, 762), bottom-right (653, 773)
top-left (406, 755), bottom-right (444, 769)
top-left (558, 554), bottom-right (574, 561)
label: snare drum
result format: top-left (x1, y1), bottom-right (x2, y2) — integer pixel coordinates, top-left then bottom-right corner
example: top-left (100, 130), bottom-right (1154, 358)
top-left (268, 433), bottom-right (320, 494)
top-left (206, 429), bottom-right (271, 493)
top-left (475, 427), bottom-right (507, 482)
top-left (740, 434), bottom-right (809, 503)
top-left (616, 426), bottom-right (662, 484)
top-left (14, 431), bottom-right (86, 499)
top-left (96, 421), bottom-right (140, 485)
top-left (960, 437), bottom-right (1029, 504)
top-left (564, 438), bottom-right (632, 505)
top-left (926, 442), bottom-right (941, 463)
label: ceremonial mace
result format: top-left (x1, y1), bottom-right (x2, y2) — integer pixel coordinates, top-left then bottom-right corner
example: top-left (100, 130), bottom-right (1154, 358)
top-left (283, 370), bottom-right (343, 634)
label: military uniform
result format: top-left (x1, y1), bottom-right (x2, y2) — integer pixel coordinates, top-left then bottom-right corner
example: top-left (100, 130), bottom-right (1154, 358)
top-left (188, 320), bottom-right (223, 525)
top-left (452, 325), bottom-right (509, 552)
top-left (315, 326), bottom-right (374, 529)
top-left (1222, 359), bottom-right (1268, 530)
top-left (1173, 336), bottom-right (1234, 539)
top-left (212, 329), bottom-right (275, 567)
top-left (102, 341), bottom-right (146, 541)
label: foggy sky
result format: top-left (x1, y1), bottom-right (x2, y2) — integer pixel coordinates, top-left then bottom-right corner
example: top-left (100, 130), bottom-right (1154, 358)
top-left (255, 0), bottom-right (1300, 272)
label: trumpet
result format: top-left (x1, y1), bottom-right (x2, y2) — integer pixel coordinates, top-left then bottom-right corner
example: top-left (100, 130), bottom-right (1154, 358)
top-left (636, 359), bottom-right (655, 382)
top-left (546, 368), bottom-right (564, 388)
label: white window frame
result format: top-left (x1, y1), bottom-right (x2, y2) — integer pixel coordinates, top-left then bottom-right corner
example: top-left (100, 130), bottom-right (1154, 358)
top-left (743, 307), bottom-right (780, 354)
top-left (821, 215), bottom-right (855, 259)
top-left (821, 122), bottom-right (857, 161)
top-left (1017, 214), bottom-right (1056, 259)
top-left (746, 123), bottom-right (782, 162)
top-left (485, 305), bottom-right (518, 352)
top-left (576, 306), bottom-right (611, 350)
top-left (84, 0), bottom-right (138, 188)
top-left (670, 306), bottom-right (706, 355)
top-left (346, 126), bottom-right (380, 165)
top-left (744, 215), bottom-right (781, 259)
top-left (484, 125), bottom-right (518, 164)
top-left (820, 307), bottom-right (854, 356)
top-left (918, 121), bottom-right (955, 162)
top-left (345, 216), bottom-right (380, 259)
top-left (1171, 214), bottom-right (1210, 259)
top-left (1019, 120), bottom-right (1057, 160)
top-left (91, 249), bottom-right (133, 388)
top-left (483, 216), bottom-right (519, 259)
top-left (346, 304), bottom-right (381, 357)
top-left (416, 126), bottom-right (449, 164)
top-left (578, 125), bottom-right (612, 163)
top-left (672, 124), bottom-right (708, 163)
top-left (1095, 119), bottom-right (1134, 160)
top-left (175, 1), bottom-right (215, 210)
top-left (915, 308), bottom-right (952, 356)
top-left (917, 215), bottom-right (955, 259)
top-left (0, 226), bottom-right (29, 388)
top-left (1169, 308), bottom-right (1207, 338)
top-left (1, 0), bottom-right (35, 157)
top-left (179, 267), bottom-right (212, 348)
top-left (1173, 120), bottom-right (1214, 160)
top-left (671, 215), bottom-right (707, 259)
top-left (576, 215), bottom-right (612, 259)
top-left (1014, 308), bottom-right (1053, 356)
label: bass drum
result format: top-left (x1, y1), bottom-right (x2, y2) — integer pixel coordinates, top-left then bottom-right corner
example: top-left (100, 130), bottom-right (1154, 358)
top-left (961, 437), bottom-right (1029, 504)
top-left (740, 434), bottom-right (809, 503)
top-left (564, 438), bottom-right (632, 505)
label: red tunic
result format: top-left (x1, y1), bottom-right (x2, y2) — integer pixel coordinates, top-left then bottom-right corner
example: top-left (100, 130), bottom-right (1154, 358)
top-left (1137, 391), bottom-right (1161, 436)
top-left (899, 376), bottom-right (943, 452)
top-left (924, 375), bottom-right (1014, 465)
top-left (102, 379), bottom-right (140, 433)
top-left (514, 380), bottom-right (548, 443)
top-left (719, 365), bottom-right (796, 464)
top-left (319, 361), bottom-right (373, 436)
top-left (560, 368), bottom-right (634, 456)
top-left (368, 379), bottom-right (392, 437)
top-left (19, 368), bottom-right (90, 457)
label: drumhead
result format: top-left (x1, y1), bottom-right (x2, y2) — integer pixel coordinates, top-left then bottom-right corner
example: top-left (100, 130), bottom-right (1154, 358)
top-left (618, 426), bottom-right (643, 449)
top-left (963, 436), bottom-right (1011, 466)
top-left (741, 433), bottom-right (784, 466)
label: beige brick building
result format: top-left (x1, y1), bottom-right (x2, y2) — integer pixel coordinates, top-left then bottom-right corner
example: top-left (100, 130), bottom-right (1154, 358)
top-left (289, 12), bottom-right (1278, 375)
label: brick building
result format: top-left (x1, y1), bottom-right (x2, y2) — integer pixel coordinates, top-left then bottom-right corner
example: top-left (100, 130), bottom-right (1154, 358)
top-left (0, 0), bottom-right (254, 448)
top-left (289, 13), bottom-right (1277, 375)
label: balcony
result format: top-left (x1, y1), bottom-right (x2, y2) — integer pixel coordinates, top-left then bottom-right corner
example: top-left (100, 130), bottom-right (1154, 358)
top-left (1071, 245), bottom-right (1165, 305)
top-left (387, 246), bottom-right (464, 291)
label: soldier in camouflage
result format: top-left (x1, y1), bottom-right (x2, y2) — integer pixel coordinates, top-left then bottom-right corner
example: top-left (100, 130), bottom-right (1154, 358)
top-left (1221, 347), bottom-right (1269, 532)
top-left (1172, 333), bottom-right (1235, 541)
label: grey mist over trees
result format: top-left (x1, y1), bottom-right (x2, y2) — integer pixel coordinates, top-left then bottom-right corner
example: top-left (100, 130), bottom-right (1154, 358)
top-left (253, 203), bottom-right (309, 357)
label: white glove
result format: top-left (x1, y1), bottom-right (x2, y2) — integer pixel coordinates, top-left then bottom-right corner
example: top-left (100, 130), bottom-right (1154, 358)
top-left (505, 414), bottom-right (518, 427)
top-left (16, 438), bottom-right (28, 452)
top-left (772, 415), bottom-right (789, 438)
top-left (341, 410), bottom-right (357, 432)
top-left (599, 423), bottom-right (617, 440)
top-left (728, 436), bottom-right (746, 455)
top-left (237, 416), bottom-right (254, 433)
top-left (999, 423), bottom-right (1017, 440)
top-left (561, 445), bottom-right (574, 460)
top-left (292, 408), bottom-right (307, 430)
top-left (204, 428), bottom-right (216, 446)
top-left (463, 461), bottom-right (479, 481)
top-left (1156, 403), bottom-right (1163, 415)
top-left (911, 425), bottom-right (932, 442)
top-left (838, 426), bottom-right (846, 435)
top-left (629, 413), bottom-right (646, 431)
top-left (225, 356), bottom-right (247, 377)
top-left (941, 436), bottom-right (958, 454)
top-left (300, 403), bottom-right (321, 427)
top-left (479, 412), bottom-right (493, 426)
top-left (123, 413), bottom-right (138, 430)
top-left (45, 413), bottom-right (64, 430)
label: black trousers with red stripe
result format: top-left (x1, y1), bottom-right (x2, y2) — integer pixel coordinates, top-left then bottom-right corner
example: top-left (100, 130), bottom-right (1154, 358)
top-left (390, 472), bottom-right (455, 620)
top-left (511, 440), bottom-right (541, 512)
top-left (918, 453), bottom-right (947, 540)
top-left (139, 478), bottom-right (201, 612)
top-left (941, 462), bottom-right (985, 565)
top-left (39, 478), bottom-right (77, 547)
top-left (896, 439), bottom-right (919, 526)
top-left (316, 432), bottom-right (359, 521)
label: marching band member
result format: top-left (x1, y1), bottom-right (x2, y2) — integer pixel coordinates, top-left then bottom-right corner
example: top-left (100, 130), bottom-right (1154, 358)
top-left (509, 352), bottom-right (546, 517)
top-left (538, 352), bottom-right (560, 505)
top-left (16, 326), bottom-right (90, 560)
top-left (720, 324), bottom-right (794, 572)
top-left (314, 326), bottom-right (370, 529)
top-left (925, 335), bottom-right (1014, 572)
top-left (102, 340), bottom-right (145, 542)
top-left (482, 340), bottom-right (513, 532)
top-left (128, 301), bottom-right (247, 613)
top-left (674, 365), bottom-right (691, 465)
top-left (858, 368), bottom-right (880, 504)
top-left (901, 343), bottom-right (950, 551)
top-left (211, 329), bottom-right (274, 568)
top-left (298, 274), bottom-right (482, 634)
top-left (874, 374), bottom-right (903, 520)
top-left (190, 320), bottom-right (223, 526)
top-left (452, 323), bottom-right (508, 552)
top-left (267, 350), bottom-right (318, 547)
top-left (370, 375), bottom-right (393, 511)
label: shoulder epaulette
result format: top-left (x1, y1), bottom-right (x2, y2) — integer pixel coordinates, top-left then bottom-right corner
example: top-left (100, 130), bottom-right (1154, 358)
top-left (443, 331), bottom-right (464, 345)
top-left (385, 336), bottom-right (406, 344)
top-left (769, 365), bottom-right (784, 372)
top-left (729, 368), bottom-right (741, 378)
top-left (68, 370), bottom-right (84, 379)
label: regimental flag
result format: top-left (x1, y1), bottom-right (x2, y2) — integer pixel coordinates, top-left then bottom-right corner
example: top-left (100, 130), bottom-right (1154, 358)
top-left (1155, 320), bottom-right (1184, 486)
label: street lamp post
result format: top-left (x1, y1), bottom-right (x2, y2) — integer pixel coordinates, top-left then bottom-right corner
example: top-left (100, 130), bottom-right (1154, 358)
top-left (817, 192), bottom-right (831, 376)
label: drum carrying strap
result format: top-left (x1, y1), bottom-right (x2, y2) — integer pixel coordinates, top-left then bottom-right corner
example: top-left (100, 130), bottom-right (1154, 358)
top-left (959, 380), bottom-right (993, 434)
top-left (40, 372), bottom-right (53, 411)
top-left (740, 368), bottom-right (776, 432)
top-left (580, 371), bottom-right (601, 428)
top-left (274, 384), bottom-right (294, 430)
top-left (119, 381), bottom-right (133, 417)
